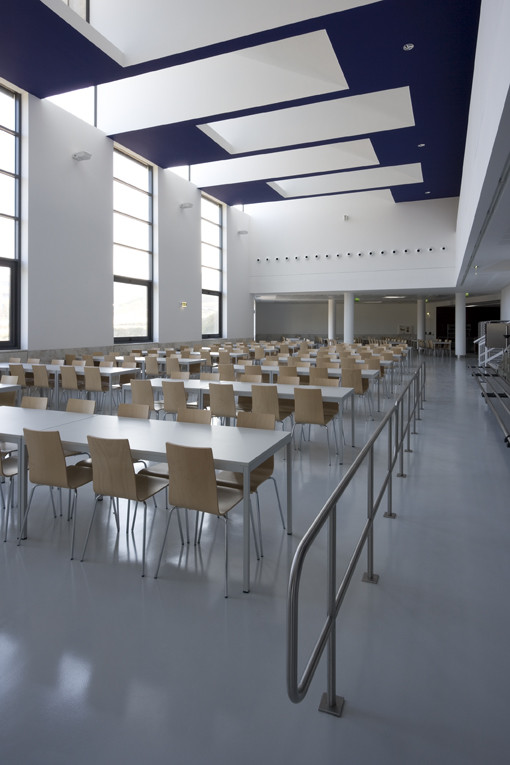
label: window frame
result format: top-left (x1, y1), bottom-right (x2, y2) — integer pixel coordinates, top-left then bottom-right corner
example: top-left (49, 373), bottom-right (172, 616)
top-left (113, 148), bottom-right (154, 344)
top-left (0, 84), bottom-right (20, 350)
top-left (201, 194), bottom-right (223, 340)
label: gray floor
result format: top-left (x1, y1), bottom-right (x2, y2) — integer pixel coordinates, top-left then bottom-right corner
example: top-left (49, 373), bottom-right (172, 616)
top-left (1, 354), bottom-right (509, 765)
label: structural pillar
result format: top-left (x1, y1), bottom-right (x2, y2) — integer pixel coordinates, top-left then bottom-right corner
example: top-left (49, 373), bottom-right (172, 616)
top-left (501, 284), bottom-right (510, 321)
top-left (327, 298), bottom-right (336, 342)
top-left (455, 292), bottom-right (466, 357)
top-left (344, 292), bottom-right (354, 344)
top-left (416, 298), bottom-right (425, 342)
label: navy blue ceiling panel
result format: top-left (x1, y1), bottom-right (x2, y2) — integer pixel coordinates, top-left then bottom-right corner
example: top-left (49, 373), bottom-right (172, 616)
top-left (0, 0), bottom-right (481, 207)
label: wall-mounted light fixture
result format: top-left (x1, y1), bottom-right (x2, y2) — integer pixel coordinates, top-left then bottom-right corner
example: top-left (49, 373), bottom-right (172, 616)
top-left (72, 151), bottom-right (91, 161)
top-left (179, 202), bottom-right (193, 209)
top-left (180, 301), bottom-right (188, 309)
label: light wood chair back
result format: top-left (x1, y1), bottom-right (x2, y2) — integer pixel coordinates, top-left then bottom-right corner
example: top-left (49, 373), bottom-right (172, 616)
top-left (177, 409), bottom-right (212, 424)
top-left (9, 364), bottom-right (26, 386)
top-left (21, 396), bottom-right (48, 409)
top-left (66, 398), bottom-right (95, 414)
top-left (87, 436), bottom-right (138, 499)
top-left (341, 367), bottom-right (368, 395)
top-left (251, 384), bottom-right (279, 419)
top-left (23, 428), bottom-right (69, 487)
top-left (166, 443), bottom-right (219, 515)
top-left (1, 374), bottom-right (18, 384)
top-left (0, 391), bottom-right (17, 406)
top-left (161, 380), bottom-right (187, 417)
top-left (218, 364), bottom-right (235, 381)
top-left (276, 375), bottom-right (300, 386)
top-left (60, 365), bottom-right (81, 391)
top-left (32, 364), bottom-right (50, 388)
top-left (169, 370), bottom-right (190, 380)
top-left (200, 372), bottom-right (220, 381)
top-left (293, 387), bottom-right (325, 426)
top-left (131, 379), bottom-right (155, 408)
top-left (145, 355), bottom-right (160, 377)
top-left (117, 403), bottom-right (150, 419)
top-left (209, 383), bottom-right (237, 419)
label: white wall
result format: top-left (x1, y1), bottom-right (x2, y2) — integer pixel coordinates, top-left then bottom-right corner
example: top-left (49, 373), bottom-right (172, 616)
top-left (224, 206), bottom-right (254, 339)
top-left (156, 170), bottom-right (202, 342)
top-left (246, 192), bottom-right (458, 296)
top-left (24, 96), bottom-right (113, 349)
top-left (456, 0), bottom-right (510, 275)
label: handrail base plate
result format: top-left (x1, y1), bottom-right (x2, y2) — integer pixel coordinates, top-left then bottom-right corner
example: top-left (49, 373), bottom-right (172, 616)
top-left (319, 692), bottom-right (344, 717)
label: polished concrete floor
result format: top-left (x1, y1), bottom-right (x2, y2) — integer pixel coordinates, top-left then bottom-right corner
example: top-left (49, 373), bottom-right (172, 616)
top-left (0, 354), bottom-right (509, 765)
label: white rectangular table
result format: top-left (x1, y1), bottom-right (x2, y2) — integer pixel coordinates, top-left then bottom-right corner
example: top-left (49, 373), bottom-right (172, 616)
top-left (0, 406), bottom-right (291, 593)
top-left (125, 377), bottom-right (355, 461)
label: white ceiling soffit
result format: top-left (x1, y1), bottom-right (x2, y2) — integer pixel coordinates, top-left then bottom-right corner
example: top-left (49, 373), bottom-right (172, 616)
top-left (189, 139), bottom-right (378, 187)
top-left (198, 87), bottom-right (415, 154)
top-left (89, 0), bottom-right (381, 66)
top-left (96, 31), bottom-right (347, 135)
top-left (268, 163), bottom-right (423, 198)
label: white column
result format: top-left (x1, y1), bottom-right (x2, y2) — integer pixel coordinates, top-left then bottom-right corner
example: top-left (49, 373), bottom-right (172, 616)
top-left (327, 298), bottom-right (336, 342)
top-left (455, 292), bottom-right (466, 357)
top-left (416, 298), bottom-right (425, 341)
top-left (501, 283), bottom-right (510, 320)
top-left (344, 292), bottom-right (354, 343)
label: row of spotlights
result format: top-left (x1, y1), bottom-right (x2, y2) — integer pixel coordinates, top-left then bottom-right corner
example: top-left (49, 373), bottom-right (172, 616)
top-left (256, 246), bottom-right (447, 262)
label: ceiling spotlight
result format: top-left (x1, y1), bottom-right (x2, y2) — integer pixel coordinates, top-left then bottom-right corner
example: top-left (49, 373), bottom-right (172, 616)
top-left (392, 249), bottom-right (397, 254)
top-left (336, 253), bottom-right (341, 258)
top-left (315, 254), bottom-right (320, 259)
top-left (425, 191), bottom-right (431, 195)
top-left (418, 143), bottom-right (425, 148)
top-left (403, 43), bottom-right (415, 51)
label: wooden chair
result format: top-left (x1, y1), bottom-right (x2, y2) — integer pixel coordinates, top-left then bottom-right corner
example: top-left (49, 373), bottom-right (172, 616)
top-left (216, 411), bottom-right (284, 556)
top-left (130, 379), bottom-right (165, 418)
top-left (60, 365), bottom-right (85, 406)
top-left (161, 380), bottom-right (196, 420)
top-left (32, 364), bottom-right (54, 405)
top-left (293, 387), bottom-right (338, 465)
top-left (218, 364), bottom-right (235, 381)
top-left (81, 436), bottom-right (168, 576)
top-left (19, 429), bottom-right (92, 556)
top-left (144, 354), bottom-right (160, 378)
top-left (117, 402), bottom-right (150, 419)
top-left (154, 443), bottom-right (244, 597)
top-left (251, 384), bottom-right (292, 429)
top-left (208, 383), bottom-right (237, 425)
top-left (63, 398), bottom-right (96, 460)
top-left (341, 367), bottom-right (373, 419)
top-left (9, 364), bottom-right (32, 395)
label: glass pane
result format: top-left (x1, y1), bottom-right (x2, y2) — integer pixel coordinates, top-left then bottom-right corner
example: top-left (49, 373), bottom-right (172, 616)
top-left (114, 244), bottom-right (150, 280)
top-left (202, 292), bottom-right (220, 336)
top-left (0, 130), bottom-right (15, 174)
top-left (0, 216), bottom-right (15, 259)
top-left (0, 90), bottom-right (15, 132)
top-left (0, 265), bottom-right (11, 342)
top-left (201, 219), bottom-right (220, 248)
top-left (0, 173), bottom-right (15, 216)
top-left (202, 266), bottom-right (221, 291)
top-left (114, 180), bottom-right (150, 221)
top-left (114, 281), bottom-right (148, 338)
top-left (114, 212), bottom-right (150, 251)
top-left (201, 242), bottom-right (220, 269)
top-left (114, 151), bottom-right (150, 191)
top-left (201, 197), bottom-right (221, 224)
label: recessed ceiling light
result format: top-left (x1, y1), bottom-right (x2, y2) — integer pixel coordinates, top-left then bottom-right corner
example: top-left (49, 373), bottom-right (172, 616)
top-left (385, 295), bottom-right (405, 299)
top-left (425, 191), bottom-right (431, 194)
top-left (403, 43), bottom-right (415, 51)
top-left (418, 143), bottom-right (425, 147)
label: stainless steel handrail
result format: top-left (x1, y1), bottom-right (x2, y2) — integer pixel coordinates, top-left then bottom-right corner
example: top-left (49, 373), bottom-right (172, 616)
top-left (287, 362), bottom-right (426, 716)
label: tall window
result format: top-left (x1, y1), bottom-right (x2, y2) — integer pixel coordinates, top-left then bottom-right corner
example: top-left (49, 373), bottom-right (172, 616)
top-left (113, 149), bottom-right (153, 342)
top-left (0, 86), bottom-right (20, 349)
top-left (201, 195), bottom-right (223, 338)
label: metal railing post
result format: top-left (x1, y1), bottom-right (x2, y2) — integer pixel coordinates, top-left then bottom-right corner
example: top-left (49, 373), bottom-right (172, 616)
top-left (319, 505), bottom-right (344, 717)
top-left (362, 447), bottom-right (379, 584)
top-left (384, 413), bottom-right (396, 518)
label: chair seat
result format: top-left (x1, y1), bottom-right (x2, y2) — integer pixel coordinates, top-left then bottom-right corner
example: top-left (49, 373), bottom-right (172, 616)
top-left (139, 462), bottom-right (168, 478)
top-left (134, 472), bottom-right (169, 502)
top-left (66, 463), bottom-right (95, 490)
top-left (0, 454), bottom-right (18, 479)
top-left (216, 464), bottom-right (272, 492)
top-left (215, 485), bottom-right (244, 516)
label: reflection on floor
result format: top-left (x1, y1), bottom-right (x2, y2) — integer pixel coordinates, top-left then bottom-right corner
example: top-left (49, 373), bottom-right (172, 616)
top-left (0, 354), bottom-right (509, 765)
